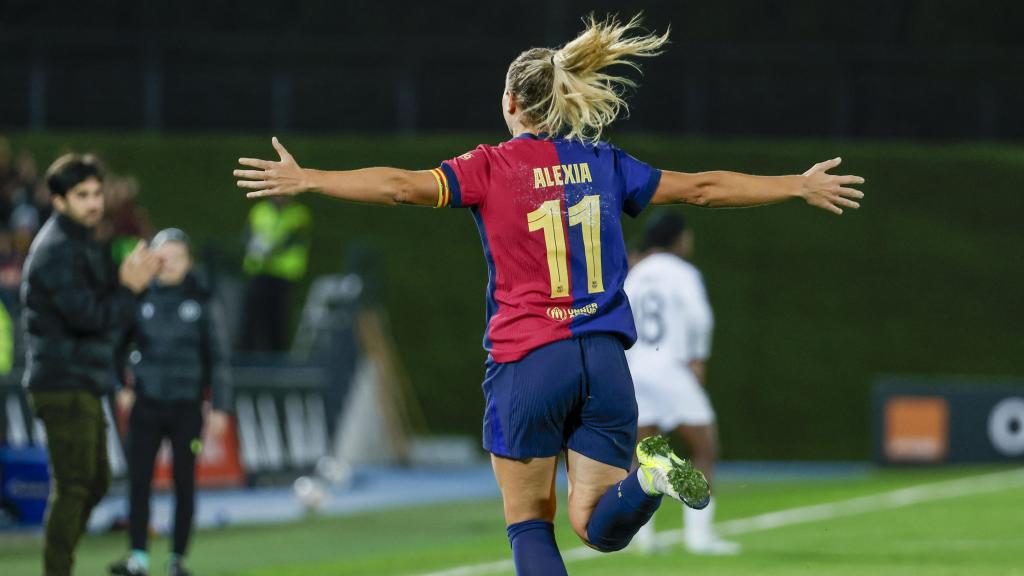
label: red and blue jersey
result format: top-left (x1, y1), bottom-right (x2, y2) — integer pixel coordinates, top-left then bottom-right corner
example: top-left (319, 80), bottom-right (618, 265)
top-left (435, 133), bottom-right (661, 363)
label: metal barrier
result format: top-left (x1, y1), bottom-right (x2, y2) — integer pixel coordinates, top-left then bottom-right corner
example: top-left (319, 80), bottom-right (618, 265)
top-left (1, 359), bottom-right (337, 484)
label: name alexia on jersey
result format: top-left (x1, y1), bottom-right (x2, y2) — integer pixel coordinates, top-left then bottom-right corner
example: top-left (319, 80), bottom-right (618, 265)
top-left (533, 162), bottom-right (593, 189)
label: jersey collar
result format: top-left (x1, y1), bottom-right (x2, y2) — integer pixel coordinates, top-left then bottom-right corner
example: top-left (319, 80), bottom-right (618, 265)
top-left (514, 132), bottom-right (551, 140)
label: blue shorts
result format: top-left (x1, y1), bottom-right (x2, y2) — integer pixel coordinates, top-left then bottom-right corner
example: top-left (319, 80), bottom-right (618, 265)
top-left (481, 334), bottom-right (638, 471)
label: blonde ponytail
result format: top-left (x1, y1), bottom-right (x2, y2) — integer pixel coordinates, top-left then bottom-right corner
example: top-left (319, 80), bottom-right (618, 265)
top-left (507, 14), bottom-right (669, 143)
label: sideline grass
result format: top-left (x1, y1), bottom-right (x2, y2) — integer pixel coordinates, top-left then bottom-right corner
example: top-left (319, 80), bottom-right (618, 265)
top-left (1, 466), bottom-right (1021, 575)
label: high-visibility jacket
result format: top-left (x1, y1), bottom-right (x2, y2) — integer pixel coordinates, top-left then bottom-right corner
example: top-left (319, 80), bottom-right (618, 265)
top-left (243, 200), bottom-right (312, 282)
top-left (0, 299), bottom-right (12, 375)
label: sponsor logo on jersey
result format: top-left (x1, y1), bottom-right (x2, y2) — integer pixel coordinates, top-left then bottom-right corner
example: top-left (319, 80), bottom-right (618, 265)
top-left (533, 162), bottom-right (592, 189)
top-left (547, 302), bottom-right (599, 321)
top-left (178, 299), bottom-right (202, 322)
top-left (459, 152), bottom-right (474, 161)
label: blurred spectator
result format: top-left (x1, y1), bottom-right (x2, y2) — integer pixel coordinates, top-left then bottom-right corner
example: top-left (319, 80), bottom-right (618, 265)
top-left (22, 153), bottom-right (160, 576)
top-left (0, 294), bottom-right (11, 376)
top-left (0, 229), bottom-right (20, 306)
top-left (240, 197), bottom-right (311, 352)
top-left (98, 174), bottom-right (154, 264)
top-left (9, 149), bottom-right (42, 265)
top-left (0, 147), bottom-right (163, 380)
top-left (0, 137), bottom-right (16, 225)
top-left (109, 228), bottom-right (232, 576)
top-left (0, 230), bottom-right (13, 376)
top-left (14, 148), bottom-right (38, 188)
top-left (32, 176), bottom-right (53, 227)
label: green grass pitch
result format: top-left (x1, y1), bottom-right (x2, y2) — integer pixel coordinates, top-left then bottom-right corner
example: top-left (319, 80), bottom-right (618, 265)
top-left (1, 466), bottom-right (1021, 575)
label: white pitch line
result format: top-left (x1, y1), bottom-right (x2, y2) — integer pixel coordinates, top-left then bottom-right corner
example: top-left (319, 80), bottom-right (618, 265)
top-left (658, 466), bottom-right (1024, 546)
top-left (416, 467), bottom-right (1024, 576)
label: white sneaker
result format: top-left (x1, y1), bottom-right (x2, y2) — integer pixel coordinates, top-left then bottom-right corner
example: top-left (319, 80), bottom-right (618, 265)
top-left (685, 534), bottom-right (742, 556)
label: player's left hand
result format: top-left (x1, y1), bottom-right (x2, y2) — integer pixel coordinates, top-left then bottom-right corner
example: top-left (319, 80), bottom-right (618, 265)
top-left (235, 137), bottom-right (311, 198)
top-left (800, 157), bottom-right (865, 215)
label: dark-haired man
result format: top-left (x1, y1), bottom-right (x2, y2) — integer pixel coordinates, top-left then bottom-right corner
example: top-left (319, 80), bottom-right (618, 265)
top-left (21, 153), bottom-right (161, 576)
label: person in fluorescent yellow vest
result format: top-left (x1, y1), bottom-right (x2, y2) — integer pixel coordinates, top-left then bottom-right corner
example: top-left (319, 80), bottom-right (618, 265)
top-left (0, 298), bottom-right (12, 375)
top-left (240, 197), bottom-right (311, 351)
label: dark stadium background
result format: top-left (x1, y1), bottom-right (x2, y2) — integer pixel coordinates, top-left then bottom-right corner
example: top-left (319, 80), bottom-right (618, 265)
top-left (1, 0), bottom-right (1021, 460)
top-left (3, 0), bottom-right (1023, 138)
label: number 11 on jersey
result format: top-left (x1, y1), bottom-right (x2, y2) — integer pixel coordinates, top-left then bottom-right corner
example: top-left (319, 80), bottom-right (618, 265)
top-left (527, 195), bottom-right (605, 299)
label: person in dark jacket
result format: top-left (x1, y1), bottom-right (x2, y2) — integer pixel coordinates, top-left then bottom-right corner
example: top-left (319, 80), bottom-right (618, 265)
top-left (109, 228), bottom-right (232, 576)
top-left (21, 153), bottom-right (160, 576)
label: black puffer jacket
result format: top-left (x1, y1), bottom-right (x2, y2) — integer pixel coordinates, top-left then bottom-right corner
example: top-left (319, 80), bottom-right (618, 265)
top-left (125, 273), bottom-right (233, 411)
top-left (21, 213), bottom-right (137, 395)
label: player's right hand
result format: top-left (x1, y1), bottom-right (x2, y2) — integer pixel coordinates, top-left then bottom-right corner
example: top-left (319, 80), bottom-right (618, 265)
top-left (800, 157), bottom-right (865, 215)
top-left (235, 137), bottom-right (311, 199)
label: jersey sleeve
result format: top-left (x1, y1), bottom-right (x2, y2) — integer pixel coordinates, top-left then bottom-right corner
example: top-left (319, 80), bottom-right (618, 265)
top-left (614, 147), bottom-right (662, 218)
top-left (438, 145), bottom-right (491, 208)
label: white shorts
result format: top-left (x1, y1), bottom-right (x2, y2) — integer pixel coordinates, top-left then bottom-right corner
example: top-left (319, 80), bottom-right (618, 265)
top-left (631, 363), bottom-right (715, 430)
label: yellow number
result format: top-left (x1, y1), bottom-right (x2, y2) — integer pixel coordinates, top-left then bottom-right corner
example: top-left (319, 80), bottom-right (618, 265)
top-left (568, 195), bottom-right (604, 294)
top-left (527, 195), bottom-right (605, 299)
top-left (527, 200), bottom-right (570, 298)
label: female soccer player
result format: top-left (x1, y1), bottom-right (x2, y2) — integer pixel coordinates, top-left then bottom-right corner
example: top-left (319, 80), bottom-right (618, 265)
top-left (235, 15), bottom-right (864, 575)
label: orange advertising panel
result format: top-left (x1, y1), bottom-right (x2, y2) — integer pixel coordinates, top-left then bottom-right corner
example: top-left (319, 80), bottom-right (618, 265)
top-left (884, 396), bottom-right (949, 462)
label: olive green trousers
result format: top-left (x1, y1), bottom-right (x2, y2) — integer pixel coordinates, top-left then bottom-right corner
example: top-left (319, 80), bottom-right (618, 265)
top-left (30, 390), bottom-right (111, 576)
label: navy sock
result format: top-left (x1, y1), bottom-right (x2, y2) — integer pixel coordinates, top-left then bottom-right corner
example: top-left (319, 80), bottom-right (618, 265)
top-left (506, 519), bottom-right (568, 576)
top-left (586, 470), bottom-right (663, 552)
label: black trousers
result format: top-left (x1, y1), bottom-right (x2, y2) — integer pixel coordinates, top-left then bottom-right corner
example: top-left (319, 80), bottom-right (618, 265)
top-left (127, 397), bottom-right (202, 555)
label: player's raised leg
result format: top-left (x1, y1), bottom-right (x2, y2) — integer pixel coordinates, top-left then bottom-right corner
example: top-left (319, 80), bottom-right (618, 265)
top-left (566, 449), bottom-right (655, 552)
top-left (565, 335), bottom-right (684, 553)
top-left (491, 455), bottom-right (566, 576)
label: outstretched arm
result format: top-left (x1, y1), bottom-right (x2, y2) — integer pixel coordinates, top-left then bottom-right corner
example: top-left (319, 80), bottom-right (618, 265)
top-left (651, 158), bottom-right (865, 215)
top-left (235, 137), bottom-right (441, 207)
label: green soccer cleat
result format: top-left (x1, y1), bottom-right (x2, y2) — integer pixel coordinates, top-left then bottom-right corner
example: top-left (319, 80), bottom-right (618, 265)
top-left (636, 435), bottom-right (711, 509)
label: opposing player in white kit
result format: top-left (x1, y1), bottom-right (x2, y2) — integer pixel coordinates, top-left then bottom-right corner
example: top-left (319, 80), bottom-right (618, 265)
top-left (625, 212), bottom-right (740, 555)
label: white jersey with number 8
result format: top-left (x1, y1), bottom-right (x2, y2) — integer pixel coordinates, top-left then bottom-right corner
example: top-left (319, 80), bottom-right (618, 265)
top-left (625, 253), bottom-right (715, 428)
